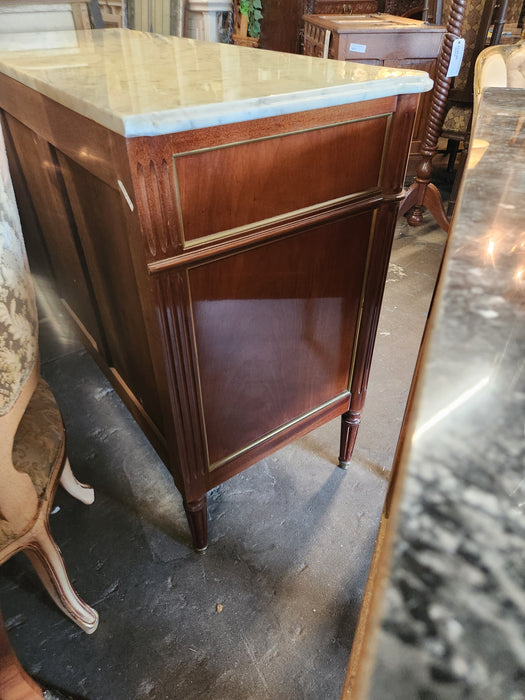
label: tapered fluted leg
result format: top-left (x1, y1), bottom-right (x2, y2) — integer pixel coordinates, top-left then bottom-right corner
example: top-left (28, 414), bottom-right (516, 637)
top-left (60, 458), bottom-right (95, 505)
top-left (25, 525), bottom-right (98, 634)
top-left (338, 409), bottom-right (361, 469)
top-left (183, 496), bottom-right (208, 552)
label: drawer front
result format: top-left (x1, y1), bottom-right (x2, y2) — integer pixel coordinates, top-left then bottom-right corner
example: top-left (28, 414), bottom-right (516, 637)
top-left (312, 1), bottom-right (377, 12)
top-left (174, 115), bottom-right (389, 247)
top-left (340, 32), bottom-right (443, 62)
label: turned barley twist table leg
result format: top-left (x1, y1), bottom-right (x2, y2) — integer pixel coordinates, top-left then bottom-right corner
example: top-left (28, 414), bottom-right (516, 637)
top-left (399, 0), bottom-right (468, 232)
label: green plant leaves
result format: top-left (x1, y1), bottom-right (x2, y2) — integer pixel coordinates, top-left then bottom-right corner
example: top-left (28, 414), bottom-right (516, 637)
top-left (239, 0), bottom-right (263, 39)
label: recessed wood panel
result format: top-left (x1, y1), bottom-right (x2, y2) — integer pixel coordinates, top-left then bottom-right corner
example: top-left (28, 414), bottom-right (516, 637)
top-left (57, 153), bottom-right (164, 431)
top-left (188, 209), bottom-right (374, 469)
top-left (175, 117), bottom-right (388, 245)
top-left (3, 113), bottom-right (105, 352)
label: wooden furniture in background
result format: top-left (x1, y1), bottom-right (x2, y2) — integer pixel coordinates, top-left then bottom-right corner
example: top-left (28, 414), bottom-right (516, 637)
top-left (255, 0), bottom-right (313, 54)
top-left (440, 0), bottom-right (498, 174)
top-left (400, 0), bottom-right (522, 228)
top-left (440, 0), bottom-right (522, 215)
top-left (98, 0), bottom-right (124, 26)
top-left (256, 0), bottom-right (375, 55)
top-left (303, 14), bottom-right (445, 173)
top-left (0, 32), bottom-right (426, 552)
top-left (397, 0), bottom-right (468, 231)
top-left (311, 0), bottom-right (378, 13)
top-left (383, 0), bottom-right (441, 22)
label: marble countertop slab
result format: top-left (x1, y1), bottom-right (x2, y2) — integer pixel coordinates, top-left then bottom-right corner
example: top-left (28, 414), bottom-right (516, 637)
top-left (366, 88), bottom-right (525, 699)
top-left (0, 28), bottom-right (432, 137)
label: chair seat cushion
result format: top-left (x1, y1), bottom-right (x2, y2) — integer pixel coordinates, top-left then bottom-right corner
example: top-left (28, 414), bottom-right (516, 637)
top-left (0, 520), bottom-right (17, 549)
top-left (442, 104), bottom-right (472, 140)
top-left (0, 377), bottom-right (63, 550)
top-left (12, 377), bottom-right (64, 497)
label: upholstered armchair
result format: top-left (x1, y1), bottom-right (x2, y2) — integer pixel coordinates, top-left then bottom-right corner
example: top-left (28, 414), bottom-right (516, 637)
top-left (474, 37), bottom-right (525, 100)
top-left (0, 124), bottom-right (98, 634)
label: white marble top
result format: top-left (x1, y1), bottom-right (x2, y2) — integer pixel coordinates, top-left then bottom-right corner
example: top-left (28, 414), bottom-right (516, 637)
top-left (0, 28), bottom-right (432, 137)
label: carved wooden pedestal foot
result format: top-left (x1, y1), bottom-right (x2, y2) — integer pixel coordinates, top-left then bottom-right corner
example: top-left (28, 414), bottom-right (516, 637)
top-left (399, 179), bottom-right (450, 232)
top-left (183, 496), bottom-right (208, 552)
top-left (396, 0), bottom-right (468, 235)
top-left (338, 409), bottom-right (361, 469)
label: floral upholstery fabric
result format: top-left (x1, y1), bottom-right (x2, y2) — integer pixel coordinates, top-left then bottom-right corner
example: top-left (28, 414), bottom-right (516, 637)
top-left (0, 377), bottom-right (64, 550)
top-left (0, 519), bottom-right (17, 549)
top-left (12, 376), bottom-right (64, 498)
top-left (0, 124), bottom-right (38, 417)
top-left (504, 0), bottom-right (523, 24)
top-left (442, 104), bottom-right (472, 138)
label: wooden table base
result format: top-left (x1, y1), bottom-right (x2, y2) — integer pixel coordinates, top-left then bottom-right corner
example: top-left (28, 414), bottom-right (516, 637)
top-left (398, 0), bottom-right (469, 233)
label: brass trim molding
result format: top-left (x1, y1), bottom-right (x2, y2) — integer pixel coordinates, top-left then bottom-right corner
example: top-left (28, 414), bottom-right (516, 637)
top-left (206, 391), bottom-right (351, 472)
top-left (172, 113), bottom-right (392, 250)
top-left (148, 188), bottom-right (383, 273)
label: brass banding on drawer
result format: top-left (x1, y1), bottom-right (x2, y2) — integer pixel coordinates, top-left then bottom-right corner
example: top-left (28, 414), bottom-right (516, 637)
top-left (173, 114), bottom-right (390, 248)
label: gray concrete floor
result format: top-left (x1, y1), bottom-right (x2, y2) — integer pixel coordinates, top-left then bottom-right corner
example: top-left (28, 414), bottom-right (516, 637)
top-left (0, 169), bottom-right (451, 699)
